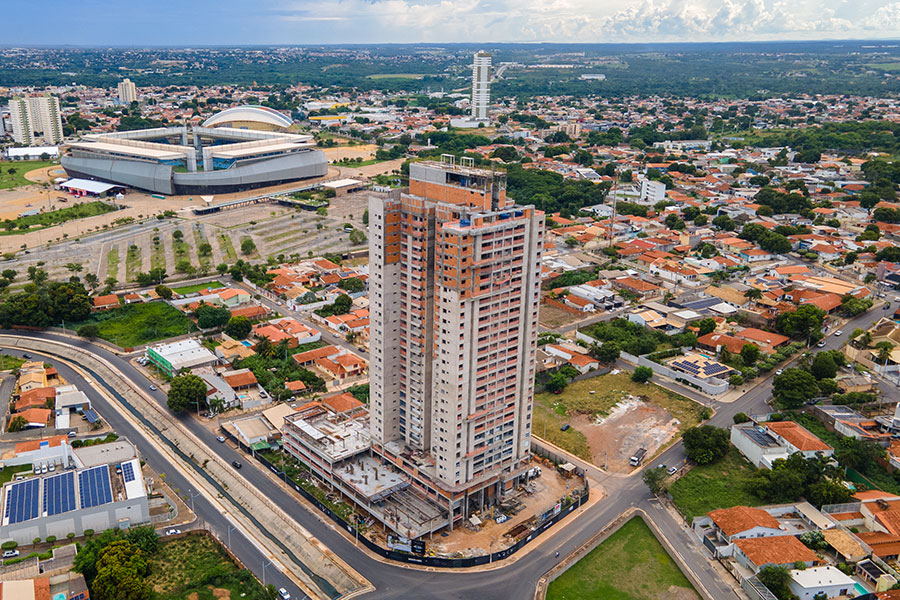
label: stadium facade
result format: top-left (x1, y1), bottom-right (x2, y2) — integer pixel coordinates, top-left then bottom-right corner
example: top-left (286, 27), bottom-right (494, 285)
top-left (61, 106), bottom-right (328, 195)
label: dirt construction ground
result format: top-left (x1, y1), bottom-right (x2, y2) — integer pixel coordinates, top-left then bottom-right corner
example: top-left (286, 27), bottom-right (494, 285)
top-left (571, 396), bottom-right (681, 473)
top-left (427, 460), bottom-right (578, 557)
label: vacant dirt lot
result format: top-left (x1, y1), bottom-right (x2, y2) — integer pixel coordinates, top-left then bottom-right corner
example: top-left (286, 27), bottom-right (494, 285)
top-left (572, 396), bottom-right (681, 473)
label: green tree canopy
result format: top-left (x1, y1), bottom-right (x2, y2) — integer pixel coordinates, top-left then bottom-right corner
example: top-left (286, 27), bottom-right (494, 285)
top-left (682, 425), bottom-right (730, 465)
top-left (167, 374), bottom-right (206, 413)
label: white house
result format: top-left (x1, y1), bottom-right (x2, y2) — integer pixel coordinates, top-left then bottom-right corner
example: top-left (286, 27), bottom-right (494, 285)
top-left (788, 566), bottom-right (855, 600)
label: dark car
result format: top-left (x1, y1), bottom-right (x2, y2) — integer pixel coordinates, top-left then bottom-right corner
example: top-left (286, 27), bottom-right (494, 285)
top-left (232, 461), bottom-right (242, 469)
top-left (560, 424), bottom-right (571, 432)
top-left (22, 353), bottom-right (31, 359)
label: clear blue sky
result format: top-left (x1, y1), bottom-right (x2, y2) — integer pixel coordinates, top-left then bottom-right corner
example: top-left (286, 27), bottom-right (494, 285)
top-left (6, 0), bottom-right (900, 45)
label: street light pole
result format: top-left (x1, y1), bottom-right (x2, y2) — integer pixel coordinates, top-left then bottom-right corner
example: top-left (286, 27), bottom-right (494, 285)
top-left (227, 525), bottom-right (236, 550)
top-left (262, 559), bottom-right (273, 587)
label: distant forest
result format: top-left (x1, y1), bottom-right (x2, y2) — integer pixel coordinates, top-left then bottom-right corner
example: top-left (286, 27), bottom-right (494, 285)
top-left (2, 41), bottom-right (900, 98)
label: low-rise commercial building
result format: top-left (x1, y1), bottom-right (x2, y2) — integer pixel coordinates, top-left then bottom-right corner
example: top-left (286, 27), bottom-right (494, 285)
top-left (147, 339), bottom-right (218, 376)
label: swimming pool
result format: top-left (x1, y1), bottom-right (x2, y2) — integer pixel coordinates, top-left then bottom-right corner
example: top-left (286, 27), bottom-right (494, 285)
top-left (854, 582), bottom-right (869, 597)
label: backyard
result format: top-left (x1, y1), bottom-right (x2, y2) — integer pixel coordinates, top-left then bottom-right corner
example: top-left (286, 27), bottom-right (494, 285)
top-left (668, 446), bottom-right (762, 519)
top-left (0, 160), bottom-right (54, 189)
top-left (533, 372), bottom-right (705, 467)
top-left (72, 301), bottom-right (196, 347)
top-left (147, 533), bottom-right (271, 600)
top-left (547, 516), bottom-right (698, 600)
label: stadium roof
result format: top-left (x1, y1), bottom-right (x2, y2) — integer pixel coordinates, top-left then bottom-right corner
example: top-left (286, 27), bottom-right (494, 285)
top-left (202, 105), bottom-right (293, 129)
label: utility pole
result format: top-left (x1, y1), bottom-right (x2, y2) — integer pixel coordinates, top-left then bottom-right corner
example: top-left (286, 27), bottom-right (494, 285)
top-left (262, 559), bottom-right (273, 587)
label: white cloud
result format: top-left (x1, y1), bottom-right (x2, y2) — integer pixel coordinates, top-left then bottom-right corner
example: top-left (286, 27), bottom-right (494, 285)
top-left (269, 0), bottom-right (900, 42)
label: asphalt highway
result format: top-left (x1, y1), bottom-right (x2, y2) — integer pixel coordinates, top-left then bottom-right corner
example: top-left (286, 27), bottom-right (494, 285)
top-left (2, 307), bottom-right (889, 599)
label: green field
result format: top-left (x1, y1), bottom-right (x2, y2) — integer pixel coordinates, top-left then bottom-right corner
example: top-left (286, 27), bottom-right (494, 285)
top-left (106, 247), bottom-right (119, 280)
top-left (548, 517), bottom-right (698, 600)
top-left (217, 233), bottom-right (237, 262)
top-left (0, 464), bottom-right (32, 486)
top-left (72, 302), bottom-right (196, 348)
top-left (669, 447), bottom-right (762, 519)
top-left (151, 237), bottom-right (167, 271)
top-left (147, 533), bottom-right (270, 599)
top-left (366, 73), bottom-right (427, 80)
top-left (173, 281), bottom-right (224, 295)
top-left (0, 201), bottom-right (118, 234)
top-left (0, 160), bottom-right (54, 190)
top-left (533, 372), bottom-right (704, 462)
top-left (0, 354), bottom-right (27, 372)
top-left (125, 245), bottom-right (142, 281)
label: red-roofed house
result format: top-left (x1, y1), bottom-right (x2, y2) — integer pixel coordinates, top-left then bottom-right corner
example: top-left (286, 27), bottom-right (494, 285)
top-left (765, 421), bottom-right (834, 457)
top-left (734, 536), bottom-right (818, 573)
top-left (92, 294), bottom-right (120, 312)
top-left (707, 506), bottom-right (784, 542)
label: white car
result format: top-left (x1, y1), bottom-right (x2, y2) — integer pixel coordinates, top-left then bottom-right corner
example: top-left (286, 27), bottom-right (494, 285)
top-left (817, 341), bottom-right (827, 347)
top-left (279, 588), bottom-right (291, 600)
top-left (2, 550), bottom-right (19, 558)
top-left (667, 466), bottom-right (678, 476)
top-left (776, 369), bottom-right (784, 376)
top-left (834, 330), bottom-right (843, 336)
top-left (165, 529), bottom-right (181, 536)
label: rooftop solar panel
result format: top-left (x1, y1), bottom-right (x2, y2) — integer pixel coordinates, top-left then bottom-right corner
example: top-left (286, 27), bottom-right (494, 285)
top-left (5, 478), bottom-right (40, 524)
top-left (44, 471), bottom-right (76, 517)
top-left (122, 462), bottom-right (136, 483)
top-left (78, 466), bottom-right (113, 509)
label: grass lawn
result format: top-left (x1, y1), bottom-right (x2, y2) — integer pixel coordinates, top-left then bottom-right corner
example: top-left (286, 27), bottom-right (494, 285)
top-left (548, 516), bottom-right (698, 600)
top-left (366, 73), bottom-right (428, 79)
top-left (669, 447), bottom-right (762, 519)
top-left (217, 233), bottom-right (237, 262)
top-left (0, 201), bottom-right (118, 234)
top-left (0, 464), bottom-right (32, 486)
top-left (173, 281), bottom-right (224, 295)
top-left (151, 237), bottom-right (167, 271)
top-left (533, 372), bottom-right (705, 461)
top-left (71, 302), bottom-right (196, 348)
top-left (106, 247), bottom-right (119, 280)
top-left (0, 160), bottom-right (54, 190)
top-left (147, 533), bottom-right (268, 599)
top-left (125, 245), bottom-right (142, 282)
top-left (192, 227), bottom-right (212, 270)
top-left (0, 353), bottom-right (27, 371)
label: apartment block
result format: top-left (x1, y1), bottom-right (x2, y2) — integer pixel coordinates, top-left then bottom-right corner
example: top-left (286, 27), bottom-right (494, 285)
top-left (9, 95), bottom-right (63, 145)
top-left (471, 51), bottom-right (491, 121)
top-left (369, 156), bottom-right (543, 526)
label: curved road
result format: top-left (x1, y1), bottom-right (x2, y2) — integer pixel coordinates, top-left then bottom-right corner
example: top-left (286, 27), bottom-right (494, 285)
top-left (3, 311), bottom-right (881, 599)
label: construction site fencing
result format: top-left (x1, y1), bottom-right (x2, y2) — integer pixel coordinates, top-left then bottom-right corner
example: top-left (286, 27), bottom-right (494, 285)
top-left (221, 427), bottom-right (590, 568)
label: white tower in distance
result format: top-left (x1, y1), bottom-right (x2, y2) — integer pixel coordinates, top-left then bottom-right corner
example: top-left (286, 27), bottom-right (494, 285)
top-left (118, 78), bottom-right (137, 104)
top-left (471, 50), bottom-right (491, 122)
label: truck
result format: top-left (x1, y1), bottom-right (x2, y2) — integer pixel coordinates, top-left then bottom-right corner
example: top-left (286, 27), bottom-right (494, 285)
top-left (630, 448), bottom-right (647, 467)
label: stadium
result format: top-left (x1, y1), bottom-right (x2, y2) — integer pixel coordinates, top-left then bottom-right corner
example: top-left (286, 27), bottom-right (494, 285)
top-left (60, 105), bottom-right (328, 195)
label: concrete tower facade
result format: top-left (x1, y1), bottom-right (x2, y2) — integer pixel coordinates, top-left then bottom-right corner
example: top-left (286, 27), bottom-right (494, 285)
top-left (117, 78), bottom-right (137, 104)
top-left (471, 51), bottom-right (492, 122)
top-left (9, 95), bottom-right (63, 145)
top-left (369, 156), bottom-right (543, 523)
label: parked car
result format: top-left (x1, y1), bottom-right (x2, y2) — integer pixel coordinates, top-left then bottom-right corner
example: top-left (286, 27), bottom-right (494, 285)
top-left (658, 464), bottom-right (666, 470)
top-left (149, 385), bottom-right (158, 391)
top-left (776, 369), bottom-right (784, 375)
top-left (232, 461), bottom-right (242, 469)
top-left (68, 431), bottom-right (77, 438)
top-left (2, 550), bottom-right (19, 558)
top-left (216, 436), bottom-right (226, 443)
top-left (667, 466), bottom-right (678, 476)
top-left (834, 330), bottom-right (843, 336)
top-left (279, 588), bottom-right (291, 600)
top-left (817, 340), bottom-right (827, 347)
top-left (22, 353), bottom-right (31, 359)
top-left (165, 529), bottom-right (182, 536)
top-left (560, 424), bottom-right (570, 432)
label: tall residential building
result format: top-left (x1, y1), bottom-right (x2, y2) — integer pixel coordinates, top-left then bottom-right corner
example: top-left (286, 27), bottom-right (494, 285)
top-left (117, 78), bottom-right (137, 104)
top-left (8, 95), bottom-right (63, 145)
top-left (369, 156), bottom-right (543, 525)
top-left (471, 50), bottom-right (491, 122)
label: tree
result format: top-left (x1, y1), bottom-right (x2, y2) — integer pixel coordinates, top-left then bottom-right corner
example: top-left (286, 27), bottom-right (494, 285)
top-left (362, 209), bottom-right (369, 226)
top-left (172, 229), bottom-right (183, 241)
top-left (696, 318), bottom-right (717, 336)
top-left (195, 303), bottom-right (231, 329)
top-left (167, 374), bottom-right (206, 413)
top-left (545, 371), bottom-right (568, 394)
top-left (241, 238), bottom-right (257, 255)
top-left (124, 526), bottom-right (159, 554)
top-left (776, 304), bottom-right (825, 339)
top-left (91, 540), bottom-right (150, 600)
top-left (682, 425), bottom-right (729, 465)
top-left (733, 412), bottom-right (751, 424)
top-left (740, 343), bottom-right (760, 365)
top-left (148, 267), bottom-right (167, 284)
top-left (349, 229), bottom-right (367, 245)
top-left (216, 263), bottom-right (229, 276)
top-left (592, 342), bottom-right (620, 364)
top-left (154, 285), bottom-right (173, 300)
top-left (834, 437), bottom-right (886, 471)
top-left (773, 368), bottom-right (820, 408)
top-left (225, 316), bottom-right (252, 339)
top-left (78, 324), bottom-right (100, 339)
top-left (7, 415), bottom-right (27, 432)
top-left (642, 466), bottom-right (668, 495)
top-left (745, 288), bottom-right (763, 302)
top-left (757, 565), bottom-right (794, 600)
top-left (198, 242), bottom-right (212, 256)
top-left (339, 277), bottom-right (365, 293)
top-left (632, 366), bottom-right (653, 383)
top-left (84, 272), bottom-right (99, 289)
top-left (876, 341), bottom-right (895, 365)
top-left (810, 352), bottom-right (837, 380)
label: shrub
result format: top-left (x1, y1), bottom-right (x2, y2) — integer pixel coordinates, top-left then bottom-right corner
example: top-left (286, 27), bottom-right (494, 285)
top-left (45, 535), bottom-right (56, 544)
top-left (632, 366), bottom-right (653, 383)
top-left (84, 529), bottom-right (94, 538)
top-left (733, 412), bottom-right (751, 424)
top-left (729, 374), bottom-right (744, 386)
top-left (32, 537), bottom-right (41, 545)
top-left (2, 541), bottom-right (18, 550)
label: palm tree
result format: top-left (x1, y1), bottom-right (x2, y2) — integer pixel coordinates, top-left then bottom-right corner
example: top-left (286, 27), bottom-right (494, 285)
top-left (857, 331), bottom-right (873, 349)
top-left (876, 341), bottom-right (894, 366)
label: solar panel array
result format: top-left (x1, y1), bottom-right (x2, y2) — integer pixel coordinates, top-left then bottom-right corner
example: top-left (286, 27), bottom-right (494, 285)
top-left (122, 462), bottom-right (136, 483)
top-left (44, 471), bottom-right (76, 516)
top-left (78, 466), bottom-right (113, 509)
top-left (4, 478), bottom-right (40, 524)
top-left (702, 363), bottom-right (730, 377)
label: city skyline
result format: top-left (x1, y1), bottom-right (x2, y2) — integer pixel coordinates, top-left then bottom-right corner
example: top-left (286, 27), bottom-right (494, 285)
top-left (4, 0), bottom-right (900, 46)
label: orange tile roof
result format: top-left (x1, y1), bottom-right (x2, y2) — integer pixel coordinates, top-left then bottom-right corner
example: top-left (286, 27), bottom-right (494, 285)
top-left (223, 370), bottom-right (258, 388)
top-left (17, 408), bottom-right (51, 425)
top-left (855, 490), bottom-right (900, 501)
top-left (14, 435), bottom-right (67, 454)
top-left (876, 511), bottom-right (900, 536)
top-left (734, 535), bottom-right (817, 568)
top-left (708, 506), bottom-right (781, 536)
top-left (285, 380), bottom-right (307, 392)
top-left (766, 421), bottom-right (832, 452)
top-left (858, 531), bottom-right (900, 558)
top-left (322, 392), bottom-right (364, 414)
top-left (92, 294), bottom-right (120, 307)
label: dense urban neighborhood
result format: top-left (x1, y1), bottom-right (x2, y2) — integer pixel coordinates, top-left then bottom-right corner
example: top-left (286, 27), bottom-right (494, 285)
top-left (2, 37), bottom-right (900, 600)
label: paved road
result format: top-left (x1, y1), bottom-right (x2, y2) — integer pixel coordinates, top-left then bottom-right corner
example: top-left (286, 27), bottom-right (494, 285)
top-left (3, 307), bottom-right (887, 599)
